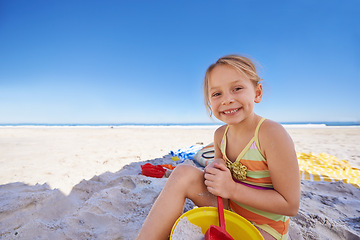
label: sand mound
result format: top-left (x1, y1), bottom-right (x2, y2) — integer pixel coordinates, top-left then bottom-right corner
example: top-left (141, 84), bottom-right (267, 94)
top-left (290, 181), bottom-right (360, 240)
top-left (1, 156), bottom-right (359, 240)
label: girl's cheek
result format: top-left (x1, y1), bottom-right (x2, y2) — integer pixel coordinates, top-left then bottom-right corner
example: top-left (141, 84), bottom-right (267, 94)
top-left (209, 98), bottom-right (219, 106)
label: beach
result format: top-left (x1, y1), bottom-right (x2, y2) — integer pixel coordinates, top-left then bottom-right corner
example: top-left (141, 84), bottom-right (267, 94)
top-left (0, 126), bottom-right (359, 239)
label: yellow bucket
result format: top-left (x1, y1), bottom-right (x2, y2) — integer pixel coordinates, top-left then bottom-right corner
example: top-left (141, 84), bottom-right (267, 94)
top-left (170, 207), bottom-right (264, 240)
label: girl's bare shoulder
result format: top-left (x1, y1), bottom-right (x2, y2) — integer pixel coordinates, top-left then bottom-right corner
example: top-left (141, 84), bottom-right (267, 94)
top-left (215, 124), bottom-right (227, 137)
top-left (215, 124), bottom-right (227, 135)
top-left (259, 119), bottom-right (296, 161)
top-left (214, 125), bottom-right (227, 143)
top-left (260, 119), bottom-right (293, 145)
top-left (261, 119), bottom-right (286, 132)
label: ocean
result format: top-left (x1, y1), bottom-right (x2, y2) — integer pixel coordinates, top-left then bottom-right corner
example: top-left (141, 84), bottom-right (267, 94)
top-left (0, 122), bottom-right (359, 128)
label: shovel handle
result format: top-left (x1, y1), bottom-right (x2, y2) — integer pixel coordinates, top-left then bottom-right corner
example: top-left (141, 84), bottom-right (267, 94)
top-left (217, 196), bottom-right (226, 230)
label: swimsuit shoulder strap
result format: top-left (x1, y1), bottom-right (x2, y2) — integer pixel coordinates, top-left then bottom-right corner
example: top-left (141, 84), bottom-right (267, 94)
top-left (255, 117), bottom-right (266, 150)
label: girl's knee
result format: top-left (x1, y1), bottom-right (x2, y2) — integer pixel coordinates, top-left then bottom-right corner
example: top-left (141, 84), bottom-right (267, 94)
top-left (169, 164), bottom-right (203, 186)
top-left (172, 164), bottom-right (195, 174)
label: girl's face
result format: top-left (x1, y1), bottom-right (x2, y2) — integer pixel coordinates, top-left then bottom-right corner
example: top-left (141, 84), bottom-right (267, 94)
top-left (207, 65), bottom-right (262, 125)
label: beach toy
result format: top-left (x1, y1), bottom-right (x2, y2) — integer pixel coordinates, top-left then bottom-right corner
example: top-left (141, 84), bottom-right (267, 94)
top-left (204, 196), bottom-right (234, 240)
top-left (141, 163), bottom-right (167, 178)
top-left (161, 164), bottom-right (176, 170)
top-left (170, 145), bottom-right (204, 163)
top-left (170, 205), bottom-right (264, 240)
top-left (140, 163), bottom-right (176, 178)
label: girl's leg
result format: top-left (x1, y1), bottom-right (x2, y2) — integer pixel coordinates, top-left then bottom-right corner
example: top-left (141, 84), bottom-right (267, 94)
top-left (136, 164), bottom-right (217, 240)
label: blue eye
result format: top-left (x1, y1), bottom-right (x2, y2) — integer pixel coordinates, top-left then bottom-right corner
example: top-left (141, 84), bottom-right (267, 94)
top-left (212, 92), bottom-right (221, 97)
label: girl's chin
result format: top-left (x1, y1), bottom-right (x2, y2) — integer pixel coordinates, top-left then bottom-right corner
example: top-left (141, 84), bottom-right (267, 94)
top-left (215, 115), bottom-right (243, 125)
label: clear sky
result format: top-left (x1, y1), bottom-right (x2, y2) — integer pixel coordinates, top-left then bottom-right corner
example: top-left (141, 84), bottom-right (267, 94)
top-left (1, 0), bottom-right (359, 124)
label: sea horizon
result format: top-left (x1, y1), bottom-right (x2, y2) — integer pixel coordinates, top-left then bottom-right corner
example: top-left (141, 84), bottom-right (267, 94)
top-left (0, 121), bottom-right (359, 128)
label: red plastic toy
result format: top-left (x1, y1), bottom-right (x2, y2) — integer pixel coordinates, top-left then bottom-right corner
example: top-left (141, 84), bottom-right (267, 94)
top-left (141, 163), bottom-right (174, 178)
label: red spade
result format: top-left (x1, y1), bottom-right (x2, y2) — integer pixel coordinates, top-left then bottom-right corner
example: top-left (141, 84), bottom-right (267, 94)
top-left (204, 196), bottom-right (234, 240)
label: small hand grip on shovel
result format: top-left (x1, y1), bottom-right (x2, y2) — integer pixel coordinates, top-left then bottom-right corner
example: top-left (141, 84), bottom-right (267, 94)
top-left (204, 196), bottom-right (234, 240)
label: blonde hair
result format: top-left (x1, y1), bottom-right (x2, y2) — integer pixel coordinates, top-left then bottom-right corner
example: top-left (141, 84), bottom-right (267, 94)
top-left (203, 54), bottom-right (263, 116)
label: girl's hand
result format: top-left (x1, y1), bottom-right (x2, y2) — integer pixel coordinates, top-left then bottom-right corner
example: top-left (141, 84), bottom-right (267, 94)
top-left (204, 161), bottom-right (235, 199)
top-left (204, 158), bottom-right (223, 171)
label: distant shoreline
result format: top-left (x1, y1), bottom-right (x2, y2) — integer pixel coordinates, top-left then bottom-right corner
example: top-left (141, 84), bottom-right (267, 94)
top-left (0, 121), bottom-right (359, 128)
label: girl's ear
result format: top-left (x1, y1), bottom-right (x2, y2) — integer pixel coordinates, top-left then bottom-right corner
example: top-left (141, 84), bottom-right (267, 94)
top-left (254, 83), bottom-right (263, 103)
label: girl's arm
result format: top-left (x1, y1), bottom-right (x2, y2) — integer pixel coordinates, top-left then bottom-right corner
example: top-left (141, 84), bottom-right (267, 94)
top-left (204, 126), bottom-right (235, 196)
top-left (204, 125), bottom-right (227, 169)
top-left (230, 120), bottom-right (300, 216)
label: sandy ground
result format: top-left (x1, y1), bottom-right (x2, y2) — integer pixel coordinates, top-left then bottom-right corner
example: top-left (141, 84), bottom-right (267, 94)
top-left (0, 126), bottom-right (359, 239)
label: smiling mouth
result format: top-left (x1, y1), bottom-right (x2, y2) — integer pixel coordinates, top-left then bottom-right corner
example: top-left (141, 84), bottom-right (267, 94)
top-left (222, 108), bottom-right (240, 115)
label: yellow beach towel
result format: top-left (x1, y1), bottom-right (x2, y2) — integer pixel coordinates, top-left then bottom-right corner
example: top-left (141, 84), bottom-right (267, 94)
top-left (298, 152), bottom-right (360, 188)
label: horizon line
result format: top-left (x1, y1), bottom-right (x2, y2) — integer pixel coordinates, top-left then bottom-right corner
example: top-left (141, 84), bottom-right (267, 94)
top-left (0, 121), bottom-right (359, 127)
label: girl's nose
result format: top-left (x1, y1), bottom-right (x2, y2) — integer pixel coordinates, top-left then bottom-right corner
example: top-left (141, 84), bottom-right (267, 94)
top-left (222, 95), bottom-right (234, 105)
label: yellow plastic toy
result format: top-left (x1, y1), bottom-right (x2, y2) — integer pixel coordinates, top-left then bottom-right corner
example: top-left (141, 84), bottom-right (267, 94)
top-left (170, 207), bottom-right (264, 240)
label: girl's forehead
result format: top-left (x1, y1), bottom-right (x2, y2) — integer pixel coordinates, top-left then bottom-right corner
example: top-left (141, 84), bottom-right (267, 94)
top-left (208, 65), bottom-right (250, 86)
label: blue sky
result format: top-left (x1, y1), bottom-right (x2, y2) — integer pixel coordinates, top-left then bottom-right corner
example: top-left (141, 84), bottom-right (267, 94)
top-left (1, 0), bottom-right (359, 124)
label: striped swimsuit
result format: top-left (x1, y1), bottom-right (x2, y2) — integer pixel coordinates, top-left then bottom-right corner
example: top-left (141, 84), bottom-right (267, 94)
top-left (221, 118), bottom-right (289, 240)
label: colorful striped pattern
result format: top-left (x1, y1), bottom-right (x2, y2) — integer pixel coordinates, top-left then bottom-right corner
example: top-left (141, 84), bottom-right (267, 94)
top-left (298, 152), bottom-right (360, 188)
top-left (240, 141), bottom-right (273, 188)
top-left (221, 118), bottom-right (289, 240)
top-left (229, 200), bottom-right (289, 240)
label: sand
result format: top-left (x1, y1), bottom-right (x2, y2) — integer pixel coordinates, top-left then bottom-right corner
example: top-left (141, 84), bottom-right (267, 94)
top-left (0, 125), bottom-right (359, 239)
top-left (172, 216), bottom-right (204, 240)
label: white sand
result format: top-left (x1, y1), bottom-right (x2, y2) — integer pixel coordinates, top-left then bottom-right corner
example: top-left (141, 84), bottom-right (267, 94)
top-left (0, 126), bottom-right (359, 239)
top-left (172, 216), bottom-right (204, 240)
top-left (0, 126), bottom-right (216, 195)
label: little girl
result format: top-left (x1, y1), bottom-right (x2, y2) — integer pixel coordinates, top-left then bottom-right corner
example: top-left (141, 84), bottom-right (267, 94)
top-left (137, 55), bottom-right (300, 240)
